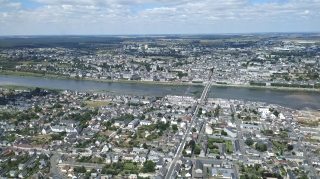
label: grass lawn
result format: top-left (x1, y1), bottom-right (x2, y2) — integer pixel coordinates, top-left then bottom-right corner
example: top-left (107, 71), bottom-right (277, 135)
top-left (180, 170), bottom-right (186, 177)
top-left (56, 63), bottom-right (72, 68)
top-left (83, 101), bottom-right (110, 108)
top-left (101, 130), bottom-right (116, 136)
top-left (31, 134), bottom-right (52, 145)
top-left (225, 140), bottom-right (233, 153)
top-left (271, 141), bottom-right (286, 150)
top-left (90, 157), bottom-right (104, 163)
top-left (124, 163), bottom-right (136, 170)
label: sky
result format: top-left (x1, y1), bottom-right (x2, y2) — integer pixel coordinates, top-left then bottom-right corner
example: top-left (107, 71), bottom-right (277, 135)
top-left (0, 0), bottom-right (319, 35)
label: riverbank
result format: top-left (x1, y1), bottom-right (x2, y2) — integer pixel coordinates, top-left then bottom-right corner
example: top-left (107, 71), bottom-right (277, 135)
top-left (0, 84), bottom-right (61, 91)
top-left (0, 70), bottom-right (203, 86)
top-left (1, 71), bottom-right (320, 92)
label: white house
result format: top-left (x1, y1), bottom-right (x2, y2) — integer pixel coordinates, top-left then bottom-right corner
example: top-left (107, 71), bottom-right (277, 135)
top-left (211, 168), bottom-right (234, 179)
top-left (128, 119), bottom-right (139, 128)
top-left (223, 127), bottom-right (237, 138)
top-left (140, 120), bottom-right (152, 126)
top-left (205, 125), bottom-right (213, 135)
top-left (266, 150), bottom-right (274, 158)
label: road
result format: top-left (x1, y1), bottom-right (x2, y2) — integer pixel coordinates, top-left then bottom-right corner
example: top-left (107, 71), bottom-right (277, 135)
top-left (164, 81), bottom-right (212, 179)
top-left (49, 152), bottom-right (67, 179)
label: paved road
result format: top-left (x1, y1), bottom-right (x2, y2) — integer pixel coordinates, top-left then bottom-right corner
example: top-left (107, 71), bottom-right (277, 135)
top-left (164, 81), bottom-right (212, 179)
top-left (58, 161), bottom-right (105, 169)
top-left (49, 153), bottom-right (67, 179)
top-left (299, 138), bottom-right (318, 177)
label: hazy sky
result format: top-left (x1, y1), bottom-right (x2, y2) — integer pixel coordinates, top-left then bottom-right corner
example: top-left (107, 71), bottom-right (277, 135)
top-left (0, 0), bottom-right (319, 35)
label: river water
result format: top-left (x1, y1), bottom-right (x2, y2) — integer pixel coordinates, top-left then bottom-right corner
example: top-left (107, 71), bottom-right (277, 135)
top-left (0, 75), bottom-right (319, 109)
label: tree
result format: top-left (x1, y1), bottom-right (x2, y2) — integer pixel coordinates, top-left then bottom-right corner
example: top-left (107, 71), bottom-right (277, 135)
top-left (141, 160), bottom-right (156, 173)
top-left (172, 124), bottom-right (178, 131)
top-left (245, 138), bottom-right (254, 146)
top-left (177, 118), bottom-right (182, 123)
top-left (287, 144), bottom-right (293, 151)
top-left (194, 145), bottom-right (201, 155)
top-left (74, 166), bottom-right (86, 173)
top-left (142, 143), bottom-right (148, 149)
top-left (255, 143), bottom-right (267, 152)
top-left (221, 130), bottom-right (227, 136)
top-left (182, 150), bottom-right (187, 155)
top-left (192, 127), bottom-right (196, 132)
top-left (177, 72), bottom-right (188, 79)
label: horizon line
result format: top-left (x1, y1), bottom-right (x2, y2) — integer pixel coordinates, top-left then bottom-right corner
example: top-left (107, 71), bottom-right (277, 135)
top-left (1, 31), bottom-right (320, 37)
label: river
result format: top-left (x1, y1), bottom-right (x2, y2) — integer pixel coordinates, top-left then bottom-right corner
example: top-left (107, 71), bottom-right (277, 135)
top-left (0, 75), bottom-right (319, 109)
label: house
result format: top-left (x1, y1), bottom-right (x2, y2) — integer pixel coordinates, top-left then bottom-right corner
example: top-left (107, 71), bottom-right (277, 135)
top-left (139, 154), bottom-right (147, 163)
top-left (41, 126), bottom-right (52, 134)
top-left (128, 119), bottom-right (139, 128)
top-left (156, 158), bottom-right (165, 169)
top-left (61, 165), bottom-right (70, 173)
top-left (113, 155), bottom-right (119, 163)
top-left (18, 170), bottom-right (28, 178)
top-left (207, 153), bottom-right (220, 159)
top-left (123, 154), bottom-right (135, 161)
top-left (129, 174), bottom-right (138, 179)
top-left (105, 155), bottom-right (112, 164)
top-left (163, 155), bottom-right (173, 162)
top-left (211, 168), bottom-right (234, 179)
top-left (240, 124), bottom-right (260, 131)
top-left (91, 172), bottom-right (100, 179)
top-left (185, 160), bottom-right (193, 170)
top-left (185, 147), bottom-right (192, 155)
top-left (114, 120), bottom-right (127, 127)
top-left (9, 170), bottom-right (18, 177)
top-left (266, 150), bottom-right (274, 158)
top-left (133, 155), bottom-right (140, 162)
top-left (18, 164), bottom-right (26, 170)
top-left (59, 154), bottom-right (66, 163)
top-left (221, 161), bottom-right (233, 168)
top-left (248, 157), bottom-right (262, 164)
top-left (246, 148), bottom-right (260, 157)
top-left (294, 148), bottom-right (304, 157)
top-left (185, 170), bottom-right (192, 178)
top-left (140, 120), bottom-right (152, 126)
top-left (195, 160), bottom-right (203, 174)
top-left (287, 171), bottom-right (297, 179)
top-left (223, 127), bottom-right (237, 138)
top-left (101, 145), bottom-right (109, 152)
top-left (205, 125), bottom-right (213, 135)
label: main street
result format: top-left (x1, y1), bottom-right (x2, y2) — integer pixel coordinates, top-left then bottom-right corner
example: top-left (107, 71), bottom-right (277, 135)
top-left (48, 152), bottom-right (67, 179)
top-left (164, 80), bottom-right (212, 179)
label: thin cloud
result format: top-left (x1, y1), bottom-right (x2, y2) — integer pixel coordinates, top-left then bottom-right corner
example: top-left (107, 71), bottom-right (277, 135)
top-left (0, 0), bottom-right (319, 35)
top-left (0, 0), bottom-right (22, 9)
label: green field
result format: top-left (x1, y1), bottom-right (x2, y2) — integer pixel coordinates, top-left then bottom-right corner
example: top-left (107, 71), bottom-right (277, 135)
top-left (124, 163), bottom-right (136, 170)
top-left (225, 140), bottom-right (233, 153)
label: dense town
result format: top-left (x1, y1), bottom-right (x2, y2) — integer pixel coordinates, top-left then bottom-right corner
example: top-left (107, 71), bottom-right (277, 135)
top-left (0, 37), bottom-right (320, 89)
top-left (0, 35), bottom-right (320, 179)
top-left (0, 84), bottom-right (320, 179)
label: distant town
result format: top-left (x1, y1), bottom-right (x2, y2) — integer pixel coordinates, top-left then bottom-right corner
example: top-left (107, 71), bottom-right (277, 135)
top-left (0, 34), bottom-right (320, 179)
top-left (0, 35), bottom-right (319, 90)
